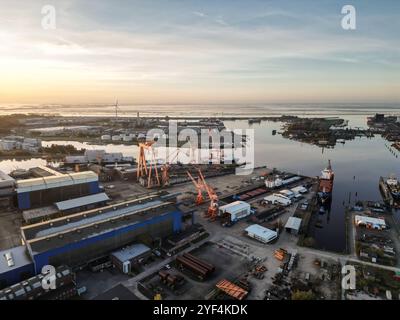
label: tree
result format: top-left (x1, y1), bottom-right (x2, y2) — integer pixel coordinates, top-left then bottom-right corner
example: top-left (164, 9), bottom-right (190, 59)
top-left (292, 290), bottom-right (315, 300)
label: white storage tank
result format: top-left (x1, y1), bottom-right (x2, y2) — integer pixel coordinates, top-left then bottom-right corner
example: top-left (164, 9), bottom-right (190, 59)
top-left (123, 135), bottom-right (133, 142)
top-left (112, 135), bottom-right (122, 141)
top-left (101, 135), bottom-right (111, 141)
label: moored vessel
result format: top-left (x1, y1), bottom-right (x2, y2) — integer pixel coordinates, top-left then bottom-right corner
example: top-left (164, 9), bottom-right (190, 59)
top-left (317, 160), bottom-right (334, 205)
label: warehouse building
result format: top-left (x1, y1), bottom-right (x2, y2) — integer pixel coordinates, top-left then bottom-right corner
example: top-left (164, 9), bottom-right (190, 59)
top-left (0, 246), bottom-right (34, 289)
top-left (263, 194), bottom-right (292, 206)
top-left (219, 201), bottom-right (251, 222)
top-left (0, 170), bottom-right (15, 208)
top-left (15, 171), bottom-right (100, 210)
top-left (64, 150), bottom-right (134, 165)
top-left (284, 217), bottom-right (302, 235)
top-left (0, 170), bottom-right (15, 196)
top-left (54, 192), bottom-right (110, 214)
top-left (111, 243), bottom-right (151, 274)
top-left (0, 136), bottom-right (42, 153)
top-left (20, 194), bottom-right (182, 273)
top-left (245, 224), bottom-right (278, 244)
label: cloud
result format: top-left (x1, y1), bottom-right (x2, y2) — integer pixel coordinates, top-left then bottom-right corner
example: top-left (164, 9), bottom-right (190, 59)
top-left (192, 11), bottom-right (206, 18)
top-left (215, 16), bottom-right (228, 26)
top-left (0, 0), bottom-right (398, 103)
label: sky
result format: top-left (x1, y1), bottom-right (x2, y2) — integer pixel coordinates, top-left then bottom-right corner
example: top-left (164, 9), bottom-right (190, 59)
top-left (0, 0), bottom-right (399, 105)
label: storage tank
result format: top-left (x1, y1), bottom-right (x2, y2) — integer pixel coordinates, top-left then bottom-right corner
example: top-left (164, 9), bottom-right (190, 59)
top-left (112, 135), bottom-right (122, 141)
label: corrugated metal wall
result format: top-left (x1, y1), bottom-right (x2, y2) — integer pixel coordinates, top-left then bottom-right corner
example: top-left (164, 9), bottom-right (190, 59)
top-left (32, 210), bottom-right (182, 273)
top-left (18, 181), bottom-right (100, 209)
top-left (0, 263), bottom-right (34, 289)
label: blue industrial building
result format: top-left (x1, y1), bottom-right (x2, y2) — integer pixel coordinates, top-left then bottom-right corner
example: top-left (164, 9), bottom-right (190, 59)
top-left (21, 194), bottom-right (182, 274)
top-left (1, 194), bottom-right (182, 288)
top-left (15, 171), bottom-right (100, 210)
top-left (0, 246), bottom-right (34, 289)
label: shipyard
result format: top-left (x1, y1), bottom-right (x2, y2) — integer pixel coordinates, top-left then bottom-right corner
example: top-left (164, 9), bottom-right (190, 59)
top-left (1, 113), bottom-right (400, 301)
top-left (1, 0), bottom-right (400, 308)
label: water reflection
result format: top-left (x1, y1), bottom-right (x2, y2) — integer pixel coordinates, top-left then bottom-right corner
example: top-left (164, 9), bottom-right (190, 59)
top-left (0, 115), bottom-right (398, 252)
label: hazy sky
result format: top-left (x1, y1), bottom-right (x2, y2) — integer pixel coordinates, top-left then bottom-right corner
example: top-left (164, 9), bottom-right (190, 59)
top-left (0, 0), bottom-right (399, 104)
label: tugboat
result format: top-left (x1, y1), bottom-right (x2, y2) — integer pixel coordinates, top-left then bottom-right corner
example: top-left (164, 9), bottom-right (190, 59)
top-left (317, 160), bottom-right (334, 205)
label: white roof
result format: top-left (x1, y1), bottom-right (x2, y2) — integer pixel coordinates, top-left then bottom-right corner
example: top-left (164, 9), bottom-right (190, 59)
top-left (355, 215), bottom-right (386, 226)
top-left (219, 201), bottom-right (250, 213)
top-left (0, 170), bottom-right (15, 188)
top-left (55, 193), bottom-right (110, 211)
top-left (264, 194), bottom-right (291, 203)
top-left (285, 217), bottom-right (302, 231)
top-left (291, 186), bottom-right (307, 193)
top-left (16, 171), bottom-right (98, 193)
top-left (245, 224), bottom-right (277, 241)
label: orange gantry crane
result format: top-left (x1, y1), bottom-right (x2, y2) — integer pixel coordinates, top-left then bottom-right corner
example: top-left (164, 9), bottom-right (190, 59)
top-left (187, 169), bottom-right (219, 220)
top-left (161, 149), bottom-right (181, 187)
top-left (187, 170), bottom-right (205, 205)
top-left (137, 141), bottom-right (160, 188)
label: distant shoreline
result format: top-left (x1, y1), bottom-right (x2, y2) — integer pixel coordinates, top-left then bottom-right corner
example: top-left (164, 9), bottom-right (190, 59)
top-left (0, 103), bottom-right (399, 118)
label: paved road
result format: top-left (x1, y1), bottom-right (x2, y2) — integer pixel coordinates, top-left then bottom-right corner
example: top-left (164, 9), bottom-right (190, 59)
top-left (121, 198), bottom-right (400, 300)
top-left (123, 236), bottom-right (215, 300)
top-left (302, 247), bottom-right (400, 272)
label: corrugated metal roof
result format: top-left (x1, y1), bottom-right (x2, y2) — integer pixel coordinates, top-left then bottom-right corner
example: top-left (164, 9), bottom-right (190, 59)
top-left (0, 170), bottom-right (14, 182)
top-left (111, 243), bottom-right (151, 262)
top-left (37, 166), bottom-right (64, 176)
top-left (55, 193), bottom-right (110, 211)
top-left (22, 206), bottom-right (59, 222)
top-left (284, 217), bottom-right (302, 231)
top-left (219, 201), bottom-right (250, 213)
top-left (33, 199), bottom-right (164, 238)
top-left (0, 170), bottom-right (15, 188)
top-left (69, 171), bottom-right (98, 180)
top-left (17, 178), bottom-right (46, 188)
top-left (16, 171), bottom-right (98, 193)
top-left (245, 224), bottom-right (277, 240)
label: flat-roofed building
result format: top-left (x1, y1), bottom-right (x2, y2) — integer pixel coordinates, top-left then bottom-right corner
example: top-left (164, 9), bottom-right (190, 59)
top-left (0, 246), bottom-right (34, 289)
top-left (284, 217), bottom-right (302, 235)
top-left (110, 243), bottom-right (151, 273)
top-left (0, 170), bottom-right (15, 196)
top-left (245, 224), bottom-right (278, 244)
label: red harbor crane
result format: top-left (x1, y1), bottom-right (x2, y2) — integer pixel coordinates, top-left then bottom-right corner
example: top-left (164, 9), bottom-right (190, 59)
top-left (137, 141), bottom-right (160, 188)
top-left (187, 169), bottom-right (219, 220)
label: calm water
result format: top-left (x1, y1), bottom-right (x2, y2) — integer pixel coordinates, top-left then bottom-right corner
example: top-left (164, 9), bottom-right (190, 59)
top-left (225, 116), bottom-right (400, 252)
top-left (1, 113), bottom-right (399, 252)
top-left (0, 103), bottom-right (399, 117)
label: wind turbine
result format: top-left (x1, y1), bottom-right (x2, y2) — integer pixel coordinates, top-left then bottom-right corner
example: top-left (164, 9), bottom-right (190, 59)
top-left (114, 99), bottom-right (120, 119)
